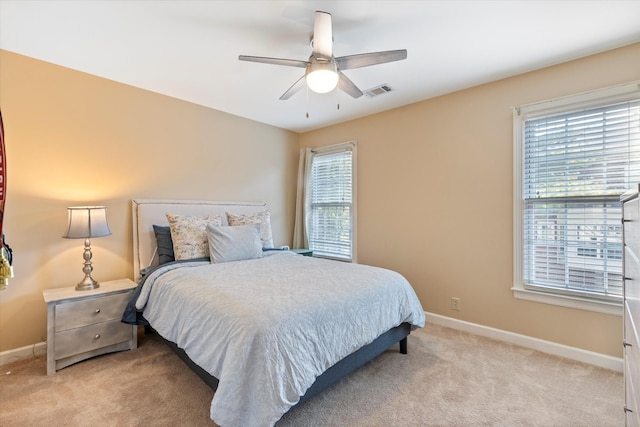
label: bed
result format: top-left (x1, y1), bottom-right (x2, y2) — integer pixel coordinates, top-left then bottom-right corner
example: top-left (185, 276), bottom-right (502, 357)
top-left (123, 199), bottom-right (425, 426)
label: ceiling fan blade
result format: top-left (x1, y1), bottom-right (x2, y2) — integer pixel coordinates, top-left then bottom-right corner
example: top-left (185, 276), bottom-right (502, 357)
top-left (336, 49), bottom-right (407, 70)
top-left (279, 75), bottom-right (306, 100)
top-left (312, 11), bottom-right (333, 59)
top-left (239, 55), bottom-right (308, 68)
top-left (337, 71), bottom-right (363, 99)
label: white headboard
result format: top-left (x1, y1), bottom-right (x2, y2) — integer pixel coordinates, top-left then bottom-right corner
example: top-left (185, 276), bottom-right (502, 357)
top-left (131, 199), bottom-right (267, 281)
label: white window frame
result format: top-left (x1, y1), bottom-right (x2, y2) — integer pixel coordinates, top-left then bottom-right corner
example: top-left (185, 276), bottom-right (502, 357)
top-left (307, 141), bottom-right (357, 262)
top-left (513, 81), bottom-right (640, 316)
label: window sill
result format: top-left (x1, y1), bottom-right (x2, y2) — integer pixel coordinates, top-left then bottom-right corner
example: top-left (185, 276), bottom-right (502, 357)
top-left (512, 287), bottom-right (622, 316)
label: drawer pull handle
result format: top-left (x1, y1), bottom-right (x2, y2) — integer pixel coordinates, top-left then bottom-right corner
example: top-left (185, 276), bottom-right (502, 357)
top-left (94, 334), bottom-right (101, 340)
top-left (625, 406), bottom-right (633, 413)
top-left (624, 340), bottom-right (633, 348)
top-left (623, 219), bottom-right (632, 223)
top-left (95, 308), bottom-right (101, 314)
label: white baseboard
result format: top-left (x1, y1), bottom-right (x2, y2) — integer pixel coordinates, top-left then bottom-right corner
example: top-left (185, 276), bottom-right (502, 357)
top-left (0, 342), bottom-right (47, 367)
top-left (426, 312), bottom-right (623, 372)
top-left (0, 314), bottom-right (622, 373)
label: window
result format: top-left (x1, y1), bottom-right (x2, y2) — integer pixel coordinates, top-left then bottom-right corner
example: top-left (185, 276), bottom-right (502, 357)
top-left (514, 82), bottom-right (640, 314)
top-left (307, 142), bottom-right (356, 261)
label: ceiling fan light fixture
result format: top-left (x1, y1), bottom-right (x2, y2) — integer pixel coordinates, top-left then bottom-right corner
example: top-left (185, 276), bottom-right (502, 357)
top-left (239, 11), bottom-right (406, 101)
top-left (306, 61), bottom-right (339, 94)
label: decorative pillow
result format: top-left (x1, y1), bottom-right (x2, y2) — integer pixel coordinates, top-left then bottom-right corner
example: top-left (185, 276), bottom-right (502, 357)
top-left (207, 224), bottom-right (263, 264)
top-left (226, 210), bottom-right (274, 248)
top-left (153, 225), bottom-right (174, 265)
top-left (166, 214), bottom-right (222, 260)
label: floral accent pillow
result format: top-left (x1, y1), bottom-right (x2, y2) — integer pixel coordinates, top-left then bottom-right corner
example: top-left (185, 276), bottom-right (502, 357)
top-left (226, 210), bottom-right (274, 248)
top-left (166, 214), bottom-right (222, 260)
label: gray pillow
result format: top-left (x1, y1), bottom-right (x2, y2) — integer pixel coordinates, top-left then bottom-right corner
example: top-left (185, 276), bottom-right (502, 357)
top-left (207, 224), bottom-right (263, 264)
top-left (153, 225), bottom-right (174, 265)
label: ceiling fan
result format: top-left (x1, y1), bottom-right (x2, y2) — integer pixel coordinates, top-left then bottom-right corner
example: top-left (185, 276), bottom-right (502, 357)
top-left (239, 11), bottom-right (407, 100)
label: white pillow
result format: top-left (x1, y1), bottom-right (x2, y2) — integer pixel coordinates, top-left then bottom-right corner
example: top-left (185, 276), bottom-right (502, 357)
top-left (207, 224), bottom-right (263, 264)
top-left (226, 210), bottom-right (274, 248)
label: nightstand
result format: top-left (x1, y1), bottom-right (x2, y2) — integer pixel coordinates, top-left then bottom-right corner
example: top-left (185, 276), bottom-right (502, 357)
top-left (43, 279), bottom-right (137, 375)
top-left (291, 249), bottom-right (313, 257)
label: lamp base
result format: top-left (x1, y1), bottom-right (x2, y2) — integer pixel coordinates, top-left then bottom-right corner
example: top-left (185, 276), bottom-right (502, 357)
top-left (75, 238), bottom-right (99, 291)
top-left (76, 276), bottom-right (99, 291)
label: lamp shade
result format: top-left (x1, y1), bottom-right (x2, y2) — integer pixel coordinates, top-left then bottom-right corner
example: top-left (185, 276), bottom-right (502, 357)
top-left (63, 206), bottom-right (111, 239)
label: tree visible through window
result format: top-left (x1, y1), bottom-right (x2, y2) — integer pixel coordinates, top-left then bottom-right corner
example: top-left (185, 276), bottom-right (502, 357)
top-left (515, 84), bottom-right (640, 304)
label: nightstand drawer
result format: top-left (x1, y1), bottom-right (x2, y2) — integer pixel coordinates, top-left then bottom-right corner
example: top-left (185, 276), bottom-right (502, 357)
top-left (54, 319), bottom-right (133, 359)
top-left (55, 292), bottom-right (131, 332)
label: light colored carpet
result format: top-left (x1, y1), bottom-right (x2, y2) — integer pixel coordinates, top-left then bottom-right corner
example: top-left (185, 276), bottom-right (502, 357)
top-left (0, 323), bottom-right (623, 426)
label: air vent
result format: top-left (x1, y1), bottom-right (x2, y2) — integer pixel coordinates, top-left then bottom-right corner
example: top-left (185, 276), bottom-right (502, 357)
top-left (364, 84), bottom-right (393, 98)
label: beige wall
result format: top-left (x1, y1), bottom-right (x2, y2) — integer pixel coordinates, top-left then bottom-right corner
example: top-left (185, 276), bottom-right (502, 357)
top-left (1, 43), bottom-right (638, 358)
top-left (0, 50), bottom-right (299, 352)
top-left (300, 43), bottom-right (640, 358)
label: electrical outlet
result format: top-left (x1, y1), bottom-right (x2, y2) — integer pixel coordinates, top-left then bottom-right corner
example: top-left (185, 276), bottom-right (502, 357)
top-left (451, 297), bottom-right (461, 311)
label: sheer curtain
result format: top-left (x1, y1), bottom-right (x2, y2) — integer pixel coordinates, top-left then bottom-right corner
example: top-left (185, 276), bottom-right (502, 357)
top-left (292, 148), bottom-right (313, 249)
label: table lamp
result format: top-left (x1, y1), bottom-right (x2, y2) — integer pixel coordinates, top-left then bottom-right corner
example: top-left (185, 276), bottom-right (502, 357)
top-left (63, 206), bottom-right (111, 291)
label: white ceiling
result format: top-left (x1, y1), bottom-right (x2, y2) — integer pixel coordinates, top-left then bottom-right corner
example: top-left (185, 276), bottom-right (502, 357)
top-left (1, 0), bottom-right (640, 133)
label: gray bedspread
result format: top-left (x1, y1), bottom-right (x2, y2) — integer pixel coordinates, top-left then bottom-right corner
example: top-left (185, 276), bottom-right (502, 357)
top-left (134, 251), bottom-right (425, 426)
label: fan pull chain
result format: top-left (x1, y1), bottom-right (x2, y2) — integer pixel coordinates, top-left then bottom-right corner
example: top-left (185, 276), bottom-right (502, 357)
top-left (306, 83), bottom-right (310, 118)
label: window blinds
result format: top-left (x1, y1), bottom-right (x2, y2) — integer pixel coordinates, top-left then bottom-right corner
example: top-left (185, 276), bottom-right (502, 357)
top-left (522, 100), bottom-right (640, 299)
top-left (309, 148), bottom-right (353, 260)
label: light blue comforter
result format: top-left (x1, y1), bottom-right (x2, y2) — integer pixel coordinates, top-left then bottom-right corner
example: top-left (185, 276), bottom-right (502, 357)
top-left (135, 251), bottom-right (425, 427)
